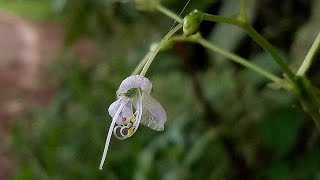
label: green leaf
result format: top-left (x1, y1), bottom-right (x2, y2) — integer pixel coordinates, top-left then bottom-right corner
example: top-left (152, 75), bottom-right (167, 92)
top-left (258, 108), bottom-right (303, 157)
top-left (0, 0), bottom-right (52, 20)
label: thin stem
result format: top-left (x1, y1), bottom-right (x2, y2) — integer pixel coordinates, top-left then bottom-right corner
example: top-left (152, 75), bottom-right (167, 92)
top-left (170, 35), bottom-right (281, 82)
top-left (160, 6), bottom-right (294, 81)
top-left (297, 32), bottom-right (320, 76)
top-left (244, 25), bottom-right (295, 81)
top-left (140, 24), bottom-right (182, 76)
top-left (202, 13), bottom-right (295, 81)
top-left (197, 38), bottom-right (281, 82)
top-left (155, 5), bottom-right (320, 131)
top-left (202, 13), bottom-right (245, 27)
top-left (156, 5), bottom-right (183, 23)
top-left (132, 50), bottom-right (153, 75)
top-left (133, 5), bottom-right (182, 75)
top-left (239, 0), bottom-right (247, 21)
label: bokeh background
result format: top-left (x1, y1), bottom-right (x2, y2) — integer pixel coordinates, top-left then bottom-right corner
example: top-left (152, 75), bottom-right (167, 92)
top-left (1, 0), bottom-right (320, 179)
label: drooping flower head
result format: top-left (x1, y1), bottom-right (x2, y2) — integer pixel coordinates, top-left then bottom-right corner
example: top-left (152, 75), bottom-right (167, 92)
top-left (99, 75), bottom-right (166, 169)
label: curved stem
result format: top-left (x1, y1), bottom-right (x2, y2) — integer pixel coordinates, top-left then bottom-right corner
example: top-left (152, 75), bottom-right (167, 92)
top-left (156, 5), bottom-right (183, 23)
top-left (244, 25), bottom-right (295, 80)
top-left (158, 6), bottom-right (281, 83)
top-left (202, 13), bottom-right (295, 81)
top-left (239, 0), bottom-right (247, 21)
top-left (132, 50), bottom-right (153, 75)
top-left (140, 24), bottom-right (182, 76)
top-left (197, 38), bottom-right (281, 82)
top-left (159, 5), bottom-right (294, 81)
top-left (297, 32), bottom-right (320, 76)
top-left (170, 35), bottom-right (281, 82)
top-left (202, 13), bottom-right (245, 27)
top-left (155, 4), bottom-right (320, 131)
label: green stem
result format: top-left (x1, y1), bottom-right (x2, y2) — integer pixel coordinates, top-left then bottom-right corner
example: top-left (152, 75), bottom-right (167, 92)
top-left (156, 5), bottom-right (183, 23)
top-left (244, 25), bottom-right (295, 80)
top-left (170, 35), bottom-right (281, 82)
top-left (295, 77), bottom-right (320, 131)
top-left (302, 102), bottom-right (320, 130)
top-left (140, 24), bottom-right (182, 76)
top-left (197, 38), bottom-right (281, 82)
top-left (132, 51), bottom-right (153, 75)
top-left (156, 5), bottom-right (320, 131)
top-left (239, 0), bottom-right (247, 21)
top-left (158, 6), bottom-right (280, 83)
top-left (202, 13), bottom-right (245, 27)
top-left (202, 13), bottom-right (295, 81)
top-left (297, 32), bottom-right (320, 76)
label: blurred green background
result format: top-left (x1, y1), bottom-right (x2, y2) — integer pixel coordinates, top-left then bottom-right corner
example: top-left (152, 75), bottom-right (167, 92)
top-left (1, 0), bottom-right (320, 179)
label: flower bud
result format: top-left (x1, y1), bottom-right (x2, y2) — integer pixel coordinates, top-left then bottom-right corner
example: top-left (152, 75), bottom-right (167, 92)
top-left (183, 10), bottom-right (203, 36)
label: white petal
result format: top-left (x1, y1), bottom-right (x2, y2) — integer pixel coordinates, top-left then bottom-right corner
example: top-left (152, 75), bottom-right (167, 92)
top-left (117, 75), bottom-right (152, 95)
top-left (108, 99), bottom-right (122, 117)
top-left (140, 93), bottom-right (166, 131)
top-left (108, 98), bottom-right (133, 125)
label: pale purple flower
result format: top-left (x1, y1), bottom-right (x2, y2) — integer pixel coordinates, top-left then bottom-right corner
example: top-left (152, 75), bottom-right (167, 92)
top-left (99, 75), bottom-right (166, 169)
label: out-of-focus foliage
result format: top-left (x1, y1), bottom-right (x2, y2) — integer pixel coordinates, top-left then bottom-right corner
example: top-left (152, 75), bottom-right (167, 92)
top-left (0, 0), bottom-right (53, 20)
top-left (8, 0), bottom-right (320, 179)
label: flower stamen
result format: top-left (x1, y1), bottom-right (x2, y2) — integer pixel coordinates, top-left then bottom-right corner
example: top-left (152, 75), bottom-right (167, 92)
top-left (99, 101), bottom-right (126, 170)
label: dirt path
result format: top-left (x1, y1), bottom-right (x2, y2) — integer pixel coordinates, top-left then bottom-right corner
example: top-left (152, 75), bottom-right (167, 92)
top-left (0, 11), bottom-right (95, 179)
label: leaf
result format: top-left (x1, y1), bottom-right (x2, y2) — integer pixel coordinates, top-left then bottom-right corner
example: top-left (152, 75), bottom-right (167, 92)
top-left (63, 1), bottom-right (90, 47)
top-left (258, 108), bottom-right (303, 157)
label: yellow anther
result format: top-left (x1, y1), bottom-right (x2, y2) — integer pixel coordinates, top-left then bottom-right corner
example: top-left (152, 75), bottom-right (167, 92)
top-left (128, 128), bottom-right (135, 136)
top-left (130, 116), bottom-right (136, 123)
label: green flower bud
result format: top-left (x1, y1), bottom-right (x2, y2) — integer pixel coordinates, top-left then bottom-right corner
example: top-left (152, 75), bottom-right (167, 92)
top-left (183, 10), bottom-right (203, 36)
top-left (134, 0), bottom-right (160, 11)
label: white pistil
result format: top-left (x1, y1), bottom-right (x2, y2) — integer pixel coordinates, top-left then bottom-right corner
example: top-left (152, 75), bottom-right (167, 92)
top-left (99, 102), bottom-right (126, 170)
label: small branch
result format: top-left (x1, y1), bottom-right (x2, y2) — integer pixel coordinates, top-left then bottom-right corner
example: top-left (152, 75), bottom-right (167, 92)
top-left (202, 13), bottom-right (295, 81)
top-left (239, 0), bottom-right (248, 21)
top-left (156, 5), bottom-right (183, 23)
top-left (244, 25), bottom-right (295, 81)
top-left (132, 51), bottom-right (152, 75)
top-left (159, 6), bottom-right (294, 82)
top-left (297, 32), bottom-right (320, 76)
top-left (197, 38), bottom-right (281, 83)
top-left (170, 35), bottom-right (281, 83)
top-left (140, 24), bottom-right (182, 76)
top-left (202, 13), bottom-right (245, 27)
